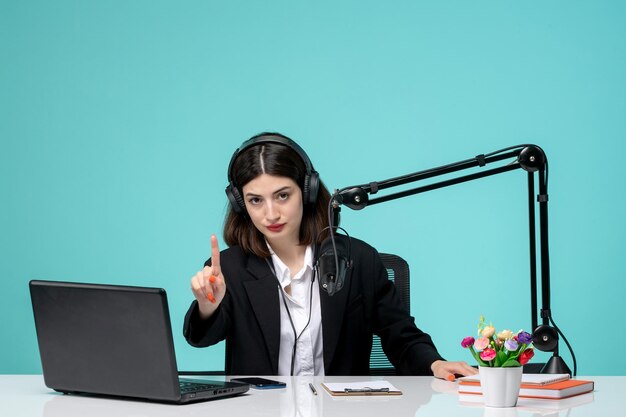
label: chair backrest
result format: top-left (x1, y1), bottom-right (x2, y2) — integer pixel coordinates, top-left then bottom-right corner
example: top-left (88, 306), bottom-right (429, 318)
top-left (369, 253), bottom-right (411, 376)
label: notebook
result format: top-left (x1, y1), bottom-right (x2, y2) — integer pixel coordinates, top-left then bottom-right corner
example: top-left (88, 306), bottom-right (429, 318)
top-left (29, 280), bottom-right (249, 404)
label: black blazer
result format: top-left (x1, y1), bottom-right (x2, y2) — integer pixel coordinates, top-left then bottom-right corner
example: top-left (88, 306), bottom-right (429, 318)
top-left (183, 236), bottom-right (443, 375)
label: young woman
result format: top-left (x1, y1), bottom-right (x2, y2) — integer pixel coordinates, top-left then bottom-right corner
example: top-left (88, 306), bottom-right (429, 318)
top-left (183, 132), bottom-right (476, 379)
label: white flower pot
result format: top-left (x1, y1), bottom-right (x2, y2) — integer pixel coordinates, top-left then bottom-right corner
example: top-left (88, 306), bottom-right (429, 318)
top-left (478, 366), bottom-right (523, 407)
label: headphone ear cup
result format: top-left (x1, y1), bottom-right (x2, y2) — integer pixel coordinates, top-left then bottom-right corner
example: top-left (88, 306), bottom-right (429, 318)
top-left (304, 170), bottom-right (320, 205)
top-left (225, 183), bottom-right (245, 214)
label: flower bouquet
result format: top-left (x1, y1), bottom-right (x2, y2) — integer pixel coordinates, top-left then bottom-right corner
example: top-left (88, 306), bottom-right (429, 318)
top-left (460, 316), bottom-right (535, 407)
top-left (461, 316), bottom-right (534, 367)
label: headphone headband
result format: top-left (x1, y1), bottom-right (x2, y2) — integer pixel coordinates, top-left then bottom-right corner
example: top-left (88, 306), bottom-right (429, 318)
top-left (225, 133), bottom-right (320, 214)
top-left (226, 133), bottom-right (315, 183)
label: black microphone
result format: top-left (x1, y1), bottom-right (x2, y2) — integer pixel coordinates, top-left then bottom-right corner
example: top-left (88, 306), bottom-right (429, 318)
top-left (315, 235), bottom-right (351, 296)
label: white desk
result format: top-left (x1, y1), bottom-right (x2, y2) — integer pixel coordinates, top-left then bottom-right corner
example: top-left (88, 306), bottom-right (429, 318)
top-left (0, 375), bottom-right (621, 417)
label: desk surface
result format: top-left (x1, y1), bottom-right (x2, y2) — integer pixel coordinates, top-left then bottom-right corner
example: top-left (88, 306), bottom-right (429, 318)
top-left (0, 375), bottom-right (621, 417)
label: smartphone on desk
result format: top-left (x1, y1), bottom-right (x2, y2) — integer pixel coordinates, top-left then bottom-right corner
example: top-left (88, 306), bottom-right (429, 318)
top-left (230, 377), bottom-right (287, 389)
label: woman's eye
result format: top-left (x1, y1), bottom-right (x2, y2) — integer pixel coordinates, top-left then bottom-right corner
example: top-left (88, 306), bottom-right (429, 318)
top-left (248, 197), bottom-right (261, 205)
top-left (277, 192), bottom-right (289, 201)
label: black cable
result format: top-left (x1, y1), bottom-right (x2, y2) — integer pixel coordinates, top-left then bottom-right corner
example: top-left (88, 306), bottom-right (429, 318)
top-left (536, 149), bottom-right (574, 377)
top-left (326, 192), bottom-right (352, 270)
top-left (545, 158), bottom-right (550, 192)
top-left (332, 144), bottom-right (531, 199)
top-left (549, 315), bottom-right (577, 377)
top-left (396, 144), bottom-right (528, 181)
top-left (290, 278), bottom-right (315, 375)
top-left (277, 282), bottom-right (298, 374)
top-left (327, 194), bottom-right (340, 280)
top-left (484, 144), bottom-right (531, 158)
top-left (265, 258), bottom-right (316, 376)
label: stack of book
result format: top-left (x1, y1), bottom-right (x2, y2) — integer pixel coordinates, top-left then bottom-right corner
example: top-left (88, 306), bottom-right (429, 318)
top-left (458, 373), bottom-right (594, 404)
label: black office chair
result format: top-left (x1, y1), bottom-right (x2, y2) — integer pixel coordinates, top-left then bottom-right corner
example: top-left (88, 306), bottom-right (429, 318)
top-left (369, 253), bottom-right (411, 376)
top-left (366, 254), bottom-right (549, 376)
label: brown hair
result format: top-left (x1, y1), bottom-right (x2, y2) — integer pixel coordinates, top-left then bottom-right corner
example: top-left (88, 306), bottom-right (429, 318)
top-left (223, 135), bottom-right (331, 257)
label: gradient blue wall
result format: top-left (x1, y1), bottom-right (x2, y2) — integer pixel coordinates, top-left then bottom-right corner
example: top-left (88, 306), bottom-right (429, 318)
top-left (2, 1), bottom-right (625, 375)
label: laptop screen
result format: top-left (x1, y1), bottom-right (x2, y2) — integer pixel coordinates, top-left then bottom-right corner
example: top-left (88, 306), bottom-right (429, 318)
top-left (30, 280), bottom-right (189, 401)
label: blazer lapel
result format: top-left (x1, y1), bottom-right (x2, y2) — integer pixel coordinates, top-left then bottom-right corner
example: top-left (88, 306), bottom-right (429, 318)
top-left (243, 255), bottom-right (281, 374)
top-left (320, 268), bottom-right (351, 371)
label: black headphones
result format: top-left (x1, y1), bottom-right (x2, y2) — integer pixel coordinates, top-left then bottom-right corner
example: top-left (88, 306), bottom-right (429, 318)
top-left (225, 133), bottom-right (320, 214)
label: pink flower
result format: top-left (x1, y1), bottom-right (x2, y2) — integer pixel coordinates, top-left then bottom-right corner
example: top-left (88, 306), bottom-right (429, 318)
top-left (519, 348), bottom-right (535, 365)
top-left (480, 348), bottom-right (496, 361)
top-left (461, 337), bottom-right (475, 348)
top-left (473, 336), bottom-right (490, 351)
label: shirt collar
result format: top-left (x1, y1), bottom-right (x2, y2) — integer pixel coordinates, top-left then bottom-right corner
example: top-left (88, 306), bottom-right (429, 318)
top-left (266, 242), bottom-right (314, 288)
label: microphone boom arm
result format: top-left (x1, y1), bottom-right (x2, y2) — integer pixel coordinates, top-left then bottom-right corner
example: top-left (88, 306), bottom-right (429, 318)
top-left (331, 144), bottom-right (573, 375)
top-left (337, 162), bottom-right (520, 210)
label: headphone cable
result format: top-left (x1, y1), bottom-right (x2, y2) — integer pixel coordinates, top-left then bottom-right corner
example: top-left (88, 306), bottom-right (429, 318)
top-left (265, 258), bottom-right (317, 376)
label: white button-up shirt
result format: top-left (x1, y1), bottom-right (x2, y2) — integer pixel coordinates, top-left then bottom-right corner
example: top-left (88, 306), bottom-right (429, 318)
top-left (268, 244), bottom-right (325, 376)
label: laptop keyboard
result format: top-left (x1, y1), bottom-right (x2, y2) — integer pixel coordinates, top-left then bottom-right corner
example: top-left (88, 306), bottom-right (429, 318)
top-left (179, 380), bottom-right (220, 394)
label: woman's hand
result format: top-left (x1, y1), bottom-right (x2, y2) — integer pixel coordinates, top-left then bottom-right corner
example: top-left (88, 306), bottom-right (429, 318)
top-left (190, 234), bottom-right (227, 320)
top-left (431, 360), bottom-right (478, 381)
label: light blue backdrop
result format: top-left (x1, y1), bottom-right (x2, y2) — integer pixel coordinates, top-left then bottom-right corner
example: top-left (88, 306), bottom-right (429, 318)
top-left (2, 1), bottom-right (625, 375)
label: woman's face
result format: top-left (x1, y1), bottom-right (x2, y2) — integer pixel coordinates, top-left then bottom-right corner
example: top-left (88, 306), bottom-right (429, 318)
top-left (241, 174), bottom-right (304, 247)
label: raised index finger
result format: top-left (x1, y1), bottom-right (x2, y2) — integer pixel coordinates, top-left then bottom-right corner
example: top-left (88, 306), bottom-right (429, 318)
top-left (210, 234), bottom-right (221, 276)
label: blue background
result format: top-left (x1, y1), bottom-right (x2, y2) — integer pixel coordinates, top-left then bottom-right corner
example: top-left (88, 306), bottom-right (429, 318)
top-left (2, 0), bottom-right (624, 375)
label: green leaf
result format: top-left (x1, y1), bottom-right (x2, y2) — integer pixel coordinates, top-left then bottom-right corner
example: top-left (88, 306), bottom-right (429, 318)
top-left (508, 344), bottom-right (527, 361)
top-left (502, 359), bottom-right (521, 368)
top-left (469, 347), bottom-right (487, 366)
top-left (495, 350), bottom-right (508, 367)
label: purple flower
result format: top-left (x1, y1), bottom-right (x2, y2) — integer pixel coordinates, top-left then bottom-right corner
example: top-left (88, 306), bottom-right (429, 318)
top-left (504, 339), bottom-right (518, 351)
top-left (461, 337), bottom-right (475, 348)
top-left (517, 331), bottom-right (532, 344)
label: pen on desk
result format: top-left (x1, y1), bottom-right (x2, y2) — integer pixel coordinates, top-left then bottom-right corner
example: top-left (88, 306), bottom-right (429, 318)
top-left (309, 383), bottom-right (318, 395)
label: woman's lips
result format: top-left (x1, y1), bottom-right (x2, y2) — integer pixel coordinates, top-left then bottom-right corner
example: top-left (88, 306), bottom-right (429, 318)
top-left (267, 223), bottom-right (285, 232)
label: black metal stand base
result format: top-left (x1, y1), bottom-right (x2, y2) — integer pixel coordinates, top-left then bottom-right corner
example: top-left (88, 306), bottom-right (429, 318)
top-left (541, 354), bottom-right (572, 375)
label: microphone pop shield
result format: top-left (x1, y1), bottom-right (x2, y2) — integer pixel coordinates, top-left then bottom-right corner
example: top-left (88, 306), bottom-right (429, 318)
top-left (315, 235), bottom-right (351, 296)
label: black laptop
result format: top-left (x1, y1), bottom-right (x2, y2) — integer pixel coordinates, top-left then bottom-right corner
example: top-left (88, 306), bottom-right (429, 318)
top-left (29, 280), bottom-right (249, 404)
